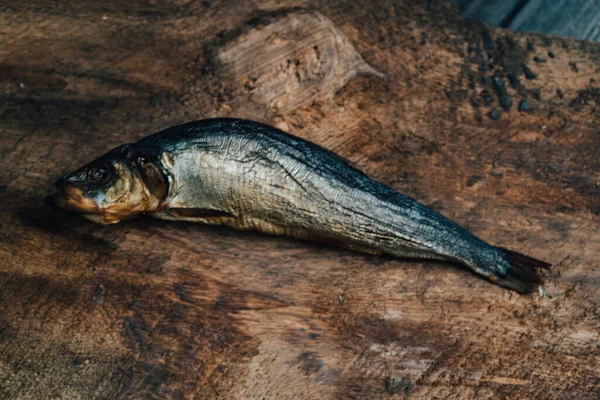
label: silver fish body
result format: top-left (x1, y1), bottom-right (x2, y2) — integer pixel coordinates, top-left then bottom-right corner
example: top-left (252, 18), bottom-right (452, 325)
top-left (47, 118), bottom-right (550, 293)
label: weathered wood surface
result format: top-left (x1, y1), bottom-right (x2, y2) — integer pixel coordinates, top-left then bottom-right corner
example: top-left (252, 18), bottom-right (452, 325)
top-left (1, 0), bottom-right (599, 398)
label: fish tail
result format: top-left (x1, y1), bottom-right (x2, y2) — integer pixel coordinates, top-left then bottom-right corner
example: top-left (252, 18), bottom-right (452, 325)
top-left (486, 248), bottom-right (551, 294)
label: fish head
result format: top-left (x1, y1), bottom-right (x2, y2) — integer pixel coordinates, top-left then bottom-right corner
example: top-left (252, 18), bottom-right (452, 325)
top-left (46, 145), bottom-right (169, 224)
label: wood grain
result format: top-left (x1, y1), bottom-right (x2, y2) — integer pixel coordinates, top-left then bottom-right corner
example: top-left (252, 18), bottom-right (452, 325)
top-left (0, 0), bottom-right (599, 399)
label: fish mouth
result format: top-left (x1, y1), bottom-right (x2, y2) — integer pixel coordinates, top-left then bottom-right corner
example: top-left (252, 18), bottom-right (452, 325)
top-left (46, 180), bottom-right (99, 214)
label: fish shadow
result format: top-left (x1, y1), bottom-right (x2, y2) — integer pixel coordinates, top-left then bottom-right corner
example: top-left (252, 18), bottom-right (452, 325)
top-left (16, 201), bottom-right (117, 252)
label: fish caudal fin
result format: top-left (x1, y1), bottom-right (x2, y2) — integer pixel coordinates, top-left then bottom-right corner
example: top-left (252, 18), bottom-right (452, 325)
top-left (493, 248), bottom-right (551, 294)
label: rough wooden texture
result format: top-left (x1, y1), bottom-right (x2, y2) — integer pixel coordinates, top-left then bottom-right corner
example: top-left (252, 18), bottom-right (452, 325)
top-left (1, 0), bottom-right (599, 399)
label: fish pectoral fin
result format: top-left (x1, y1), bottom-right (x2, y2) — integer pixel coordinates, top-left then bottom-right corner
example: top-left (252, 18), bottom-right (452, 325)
top-left (150, 207), bottom-right (236, 224)
top-left (168, 208), bottom-right (233, 218)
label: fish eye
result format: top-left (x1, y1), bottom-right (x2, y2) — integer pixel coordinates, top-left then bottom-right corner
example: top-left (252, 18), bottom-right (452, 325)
top-left (87, 162), bottom-right (112, 184)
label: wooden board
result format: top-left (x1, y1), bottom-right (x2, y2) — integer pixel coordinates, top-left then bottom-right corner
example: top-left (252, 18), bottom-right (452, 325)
top-left (1, 0), bottom-right (599, 398)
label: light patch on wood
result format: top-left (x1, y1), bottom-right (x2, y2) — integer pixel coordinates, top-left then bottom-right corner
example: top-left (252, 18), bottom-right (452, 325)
top-left (217, 10), bottom-right (385, 112)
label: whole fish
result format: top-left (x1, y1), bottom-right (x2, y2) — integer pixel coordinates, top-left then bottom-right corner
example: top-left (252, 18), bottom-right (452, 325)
top-left (47, 118), bottom-right (550, 293)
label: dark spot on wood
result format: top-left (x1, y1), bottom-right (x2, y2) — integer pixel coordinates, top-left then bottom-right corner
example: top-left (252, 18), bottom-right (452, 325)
top-left (518, 99), bottom-right (531, 112)
top-left (541, 37), bottom-right (553, 47)
top-left (492, 74), bottom-right (506, 97)
top-left (548, 51), bottom-right (555, 58)
top-left (500, 96), bottom-right (511, 111)
top-left (523, 65), bottom-right (536, 80)
top-left (446, 89), bottom-right (468, 102)
top-left (569, 87), bottom-right (600, 111)
top-left (93, 284), bottom-right (105, 305)
top-left (527, 42), bottom-right (535, 52)
top-left (555, 205), bottom-right (571, 213)
top-left (385, 376), bottom-right (412, 394)
top-left (529, 88), bottom-right (541, 100)
top-left (489, 108), bottom-right (501, 120)
top-left (492, 74), bottom-right (511, 111)
top-left (173, 283), bottom-right (185, 296)
top-left (296, 351), bottom-right (324, 374)
top-left (172, 283), bottom-right (194, 304)
top-left (508, 73), bottom-right (520, 89)
top-left (557, 88), bottom-right (564, 99)
top-left (122, 315), bottom-right (148, 354)
top-left (460, 66), bottom-right (475, 85)
top-left (470, 96), bottom-right (481, 108)
top-left (480, 89), bottom-right (493, 105)
top-left (490, 166), bottom-right (504, 178)
top-left (467, 175), bottom-right (483, 187)
top-left (569, 62), bottom-right (579, 73)
top-left (533, 56), bottom-right (546, 64)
